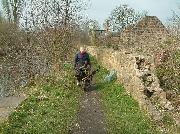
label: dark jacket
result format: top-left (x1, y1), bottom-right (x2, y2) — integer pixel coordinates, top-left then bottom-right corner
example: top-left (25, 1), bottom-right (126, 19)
top-left (74, 52), bottom-right (91, 68)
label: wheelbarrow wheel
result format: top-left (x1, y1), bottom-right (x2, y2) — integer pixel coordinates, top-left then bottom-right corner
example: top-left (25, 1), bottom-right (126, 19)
top-left (83, 80), bottom-right (91, 91)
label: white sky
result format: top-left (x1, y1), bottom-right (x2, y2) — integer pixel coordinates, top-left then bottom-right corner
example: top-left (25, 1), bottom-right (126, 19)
top-left (0, 0), bottom-right (179, 27)
top-left (86, 0), bottom-right (180, 27)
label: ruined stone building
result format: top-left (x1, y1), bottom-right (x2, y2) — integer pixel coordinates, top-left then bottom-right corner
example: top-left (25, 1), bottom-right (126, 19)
top-left (115, 16), bottom-right (171, 56)
top-left (120, 16), bottom-right (169, 43)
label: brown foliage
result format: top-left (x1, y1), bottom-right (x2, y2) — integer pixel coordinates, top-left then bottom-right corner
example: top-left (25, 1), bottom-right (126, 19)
top-left (155, 50), bottom-right (180, 92)
top-left (0, 22), bottom-right (76, 97)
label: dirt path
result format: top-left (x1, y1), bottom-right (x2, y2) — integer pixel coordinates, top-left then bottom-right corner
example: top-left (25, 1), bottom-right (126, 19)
top-left (71, 86), bottom-right (107, 134)
top-left (0, 96), bottom-right (26, 122)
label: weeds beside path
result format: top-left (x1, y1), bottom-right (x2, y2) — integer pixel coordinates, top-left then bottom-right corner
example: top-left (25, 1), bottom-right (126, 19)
top-left (0, 56), bottom-right (160, 134)
top-left (0, 63), bottom-right (82, 134)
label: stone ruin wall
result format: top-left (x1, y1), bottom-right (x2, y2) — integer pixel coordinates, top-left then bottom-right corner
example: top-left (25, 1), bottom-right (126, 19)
top-left (115, 16), bottom-right (171, 56)
top-left (87, 46), bottom-right (180, 130)
top-left (120, 16), bottom-right (169, 42)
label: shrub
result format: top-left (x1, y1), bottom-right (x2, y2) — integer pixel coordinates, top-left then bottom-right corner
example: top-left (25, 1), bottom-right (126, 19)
top-left (156, 50), bottom-right (180, 92)
top-left (0, 22), bottom-right (76, 96)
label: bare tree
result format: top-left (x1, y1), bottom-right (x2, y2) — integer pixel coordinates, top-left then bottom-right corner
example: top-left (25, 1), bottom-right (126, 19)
top-left (2, 0), bottom-right (11, 22)
top-left (20, 0), bottom-right (87, 30)
top-left (2, 0), bottom-right (25, 24)
top-left (168, 6), bottom-right (180, 37)
top-left (0, 11), bottom-right (4, 22)
top-left (106, 4), bottom-right (147, 32)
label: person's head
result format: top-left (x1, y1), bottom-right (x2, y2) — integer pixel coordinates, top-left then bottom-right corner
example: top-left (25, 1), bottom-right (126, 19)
top-left (80, 46), bottom-right (86, 53)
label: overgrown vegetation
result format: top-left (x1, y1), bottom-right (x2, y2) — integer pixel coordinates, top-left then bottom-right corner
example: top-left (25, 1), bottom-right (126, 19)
top-left (0, 0), bottom-right (87, 96)
top-left (0, 22), bottom-right (77, 96)
top-left (156, 50), bottom-right (180, 92)
top-left (91, 57), bottom-right (160, 134)
top-left (0, 63), bottom-right (82, 134)
top-left (0, 0), bottom-right (179, 133)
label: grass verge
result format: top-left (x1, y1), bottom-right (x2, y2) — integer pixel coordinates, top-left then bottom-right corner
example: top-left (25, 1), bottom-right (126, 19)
top-left (91, 56), bottom-right (160, 134)
top-left (0, 63), bottom-right (82, 134)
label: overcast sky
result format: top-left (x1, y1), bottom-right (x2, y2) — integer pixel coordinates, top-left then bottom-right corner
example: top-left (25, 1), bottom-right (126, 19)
top-left (86, 0), bottom-right (180, 27)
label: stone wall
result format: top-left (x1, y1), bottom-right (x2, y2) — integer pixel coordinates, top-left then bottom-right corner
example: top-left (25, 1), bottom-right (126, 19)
top-left (108, 16), bottom-right (172, 57)
top-left (87, 46), bottom-right (179, 131)
top-left (120, 16), bottom-right (169, 42)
